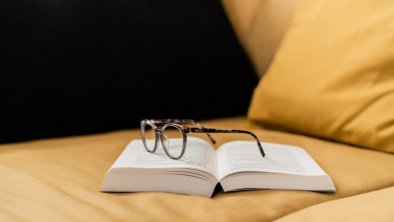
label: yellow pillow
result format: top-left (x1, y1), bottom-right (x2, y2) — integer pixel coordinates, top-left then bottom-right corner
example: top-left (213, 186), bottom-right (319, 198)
top-left (248, 0), bottom-right (394, 153)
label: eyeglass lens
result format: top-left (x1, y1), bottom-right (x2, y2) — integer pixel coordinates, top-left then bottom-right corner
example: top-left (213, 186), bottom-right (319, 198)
top-left (142, 123), bottom-right (156, 152)
top-left (161, 125), bottom-right (184, 159)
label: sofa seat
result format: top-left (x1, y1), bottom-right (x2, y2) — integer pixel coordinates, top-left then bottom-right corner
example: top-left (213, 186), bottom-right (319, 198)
top-left (1, 117), bottom-right (393, 221)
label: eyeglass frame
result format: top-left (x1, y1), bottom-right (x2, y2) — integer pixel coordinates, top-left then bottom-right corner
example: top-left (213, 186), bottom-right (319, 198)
top-left (140, 119), bottom-right (266, 160)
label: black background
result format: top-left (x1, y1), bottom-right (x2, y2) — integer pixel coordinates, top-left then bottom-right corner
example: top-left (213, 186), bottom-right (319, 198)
top-left (0, 0), bottom-right (257, 143)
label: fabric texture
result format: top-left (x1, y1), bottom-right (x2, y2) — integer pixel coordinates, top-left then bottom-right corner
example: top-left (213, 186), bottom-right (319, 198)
top-left (248, 0), bottom-right (394, 153)
top-left (221, 0), bottom-right (301, 77)
top-left (1, 117), bottom-right (394, 221)
top-left (276, 187), bottom-right (394, 222)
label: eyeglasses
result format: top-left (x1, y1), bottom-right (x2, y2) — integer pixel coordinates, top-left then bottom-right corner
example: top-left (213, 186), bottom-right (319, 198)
top-left (140, 119), bottom-right (265, 160)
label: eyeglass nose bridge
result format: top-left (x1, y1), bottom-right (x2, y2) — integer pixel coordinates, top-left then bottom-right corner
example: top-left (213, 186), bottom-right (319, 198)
top-left (155, 128), bottom-right (164, 134)
top-left (155, 129), bottom-right (167, 145)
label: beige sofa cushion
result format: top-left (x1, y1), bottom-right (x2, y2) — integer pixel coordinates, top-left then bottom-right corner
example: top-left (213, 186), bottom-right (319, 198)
top-left (248, 0), bottom-right (394, 153)
top-left (1, 117), bottom-right (394, 221)
top-left (222, 0), bottom-right (301, 76)
top-left (277, 187), bottom-right (394, 222)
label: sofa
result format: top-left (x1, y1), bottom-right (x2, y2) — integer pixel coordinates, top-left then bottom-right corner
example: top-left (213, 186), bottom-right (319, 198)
top-left (1, 0), bottom-right (394, 222)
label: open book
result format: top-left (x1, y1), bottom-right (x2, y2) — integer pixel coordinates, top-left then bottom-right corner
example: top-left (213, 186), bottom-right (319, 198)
top-left (101, 137), bottom-right (335, 197)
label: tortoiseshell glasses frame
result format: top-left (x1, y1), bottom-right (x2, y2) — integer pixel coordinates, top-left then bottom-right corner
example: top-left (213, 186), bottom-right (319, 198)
top-left (140, 119), bottom-right (265, 160)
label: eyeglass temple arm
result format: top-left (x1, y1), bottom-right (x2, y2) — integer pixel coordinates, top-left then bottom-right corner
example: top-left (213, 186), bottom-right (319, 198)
top-left (150, 119), bottom-right (216, 144)
top-left (189, 128), bottom-right (265, 157)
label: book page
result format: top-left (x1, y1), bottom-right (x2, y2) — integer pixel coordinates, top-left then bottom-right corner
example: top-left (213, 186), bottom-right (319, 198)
top-left (113, 137), bottom-right (218, 178)
top-left (217, 141), bottom-right (326, 180)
